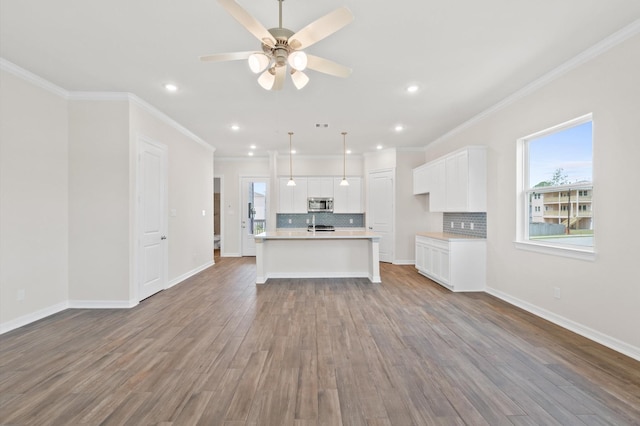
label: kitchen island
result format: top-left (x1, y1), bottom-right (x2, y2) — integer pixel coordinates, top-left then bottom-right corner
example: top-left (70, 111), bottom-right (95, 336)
top-left (255, 230), bottom-right (381, 284)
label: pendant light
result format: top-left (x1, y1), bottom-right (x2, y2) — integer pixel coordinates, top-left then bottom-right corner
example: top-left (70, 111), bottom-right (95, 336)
top-left (287, 132), bottom-right (296, 186)
top-left (340, 132), bottom-right (349, 186)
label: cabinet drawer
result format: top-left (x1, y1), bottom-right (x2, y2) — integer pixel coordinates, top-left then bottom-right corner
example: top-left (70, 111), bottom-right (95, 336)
top-left (416, 236), bottom-right (449, 251)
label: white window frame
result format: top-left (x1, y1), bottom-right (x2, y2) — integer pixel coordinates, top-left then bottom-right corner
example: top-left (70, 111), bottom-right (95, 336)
top-left (515, 113), bottom-right (595, 261)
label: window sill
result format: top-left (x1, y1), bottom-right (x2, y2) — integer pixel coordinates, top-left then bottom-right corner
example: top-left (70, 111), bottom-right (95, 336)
top-left (513, 241), bottom-right (596, 261)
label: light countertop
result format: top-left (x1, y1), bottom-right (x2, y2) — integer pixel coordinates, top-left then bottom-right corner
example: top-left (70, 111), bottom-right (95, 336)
top-left (256, 230), bottom-right (380, 240)
top-left (417, 232), bottom-right (486, 241)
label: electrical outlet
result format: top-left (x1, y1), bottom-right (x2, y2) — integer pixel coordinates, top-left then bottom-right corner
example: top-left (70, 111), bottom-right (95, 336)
top-left (306, 219), bottom-right (310, 224)
top-left (349, 218), bottom-right (353, 224)
top-left (461, 222), bottom-right (465, 229)
top-left (288, 219), bottom-right (292, 224)
top-left (202, 210), bottom-right (206, 216)
top-left (451, 222), bottom-right (454, 228)
top-left (554, 287), bottom-right (561, 299)
top-left (470, 223), bottom-right (474, 230)
top-left (17, 289), bottom-right (25, 301)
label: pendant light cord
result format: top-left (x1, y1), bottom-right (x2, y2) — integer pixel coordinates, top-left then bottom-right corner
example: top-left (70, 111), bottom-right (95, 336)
top-left (342, 132), bottom-right (347, 180)
top-left (289, 132), bottom-right (294, 181)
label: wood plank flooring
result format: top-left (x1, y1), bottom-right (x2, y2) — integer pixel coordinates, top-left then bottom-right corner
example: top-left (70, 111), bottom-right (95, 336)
top-left (1, 256), bottom-right (639, 425)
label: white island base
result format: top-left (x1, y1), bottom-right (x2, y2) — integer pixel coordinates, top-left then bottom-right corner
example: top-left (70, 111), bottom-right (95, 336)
top-left (255, 231), bottom-right (381, 284)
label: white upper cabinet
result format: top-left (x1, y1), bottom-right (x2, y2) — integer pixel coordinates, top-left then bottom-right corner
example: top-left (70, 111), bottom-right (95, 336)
top-left (278, 177), bottom-right (308, 213)
top-left (333, 177), bottom-right (363, 213)
top-left (413, 164), bottom-right (429, 195)
top-left (307, 177), bottom-right (334, 198)
top-left (413, 146), bottom-right (486, 212)
top-left (429, 159), bottom-right (446, 212)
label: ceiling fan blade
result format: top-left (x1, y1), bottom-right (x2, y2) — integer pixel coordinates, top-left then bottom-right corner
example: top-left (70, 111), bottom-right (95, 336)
top-left (199, 51), bottom-right (257, 62)
top-left (306, 55), bottom-right (352, 78)
top-left (272, 66), bottom-right (286, 90)
top-left (218, 0), bottom-right (276, 47)
top-left (288, 6), bottom-right (354, 50)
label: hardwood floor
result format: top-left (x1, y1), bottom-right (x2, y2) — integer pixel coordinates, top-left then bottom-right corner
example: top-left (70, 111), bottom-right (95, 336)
top-left (1, 257), bottom-right (639, 425)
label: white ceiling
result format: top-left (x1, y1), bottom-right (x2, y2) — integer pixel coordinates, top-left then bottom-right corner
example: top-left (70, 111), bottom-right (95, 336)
top-left (2, 0), bottom-right (639, 157)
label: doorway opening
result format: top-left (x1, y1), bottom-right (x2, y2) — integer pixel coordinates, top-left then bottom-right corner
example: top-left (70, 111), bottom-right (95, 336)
top-left (214, 177), bottom-right (223, 259)
top-left (241, 178), bottom-right (268, 256)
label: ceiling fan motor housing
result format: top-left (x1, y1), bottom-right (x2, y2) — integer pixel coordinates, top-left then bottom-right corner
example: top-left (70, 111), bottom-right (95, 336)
top-left (265, 27), bottom-right (295, 67)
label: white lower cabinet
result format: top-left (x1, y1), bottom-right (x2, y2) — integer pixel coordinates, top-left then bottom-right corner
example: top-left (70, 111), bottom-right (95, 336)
top-left (415, 234), bottom-right (485, 291)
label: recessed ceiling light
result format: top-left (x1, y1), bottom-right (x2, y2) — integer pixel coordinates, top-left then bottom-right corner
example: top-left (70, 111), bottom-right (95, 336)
top-left (406, 84), bottom-right (419, 93)
top-left (346, 149), bottom-right (352, 154)
top-left (395, 125), bottom-right (404, 132)
top-left (231, 124), bottom-right (240, 131)
top-left (376, 145), bottom-right (383, 150)
top-left (164, 83), bottom-right (178, 92)
top-left (291, 149), bottom-right (297, 154)
top-left (250, 144), bottom-right (257, 149)
top-left (248, 151), bottom-right (254, 156)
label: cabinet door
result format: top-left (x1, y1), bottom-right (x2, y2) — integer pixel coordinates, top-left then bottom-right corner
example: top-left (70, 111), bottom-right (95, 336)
top-left (292, 178), bottom-right (308, 213)
top-left (278, 178), bottom-right (294, 213)
top-left (333, 177), bottom-right (348, 213)
top-left (445, 151), bottom-right (468, 211)
top-left (307, 178), bottom-right (333, 198)
top-left (429, 160), bottom-right (446, 211)
top-left (333, 177), bottom-right (362, 213)
top-left (347, 177), bottom-right (363, 212)
top-left (413, 165), bottom-right (428, 195)
top-left (415, 242), bottom-right (425, 272)
top-left (438, 248), bottom-right (450, 285)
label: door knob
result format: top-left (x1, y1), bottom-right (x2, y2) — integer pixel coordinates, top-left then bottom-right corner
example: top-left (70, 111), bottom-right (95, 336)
top-left (161, 235), bottom-right (167, 240)
top-left (368, 227), bottom-right (373, 230)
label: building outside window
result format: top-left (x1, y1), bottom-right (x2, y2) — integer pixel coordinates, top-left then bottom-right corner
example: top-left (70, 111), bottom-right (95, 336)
top-left (517, 114), bottom-right (594, 258)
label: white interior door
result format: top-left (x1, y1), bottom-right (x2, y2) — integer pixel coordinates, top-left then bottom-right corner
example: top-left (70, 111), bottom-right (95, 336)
top-left (368, 170), bottom-right (394, 263)
top-left (241, 177), bottom-right (268, 256)
top-left (138, 138), bottom-right (168, 300)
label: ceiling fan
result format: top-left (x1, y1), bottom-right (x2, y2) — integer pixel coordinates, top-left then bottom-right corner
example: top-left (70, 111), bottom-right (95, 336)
top-left (200, 0), bottom-right (354, 90)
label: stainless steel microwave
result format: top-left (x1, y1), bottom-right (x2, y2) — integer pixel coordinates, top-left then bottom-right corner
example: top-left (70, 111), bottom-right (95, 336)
top-left (308, 197), bottom-right (333, 212)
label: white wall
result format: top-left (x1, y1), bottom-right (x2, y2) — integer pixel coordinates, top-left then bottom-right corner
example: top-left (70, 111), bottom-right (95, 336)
top-left (130, 103), bottom-right (214, 287)
top-left (423, 33), bottom-right (640, 357)
top-left (214, 158), bottom-right (270, 256)
top-left (0, 61), bottom-right (215, 331)
top-left (395, 150), bottom-right (429, 264)
top-left (363, 148), bottom-right (426, 264)
top-left (0, 69), bottom-right (69, 327)
top-left (68, 99), bottom-right (131, 303)
top-left (276, 155), bottom-right (364, 177)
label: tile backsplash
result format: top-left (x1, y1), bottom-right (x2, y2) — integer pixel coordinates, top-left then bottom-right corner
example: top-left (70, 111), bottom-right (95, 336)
top-left (277, 213), bottom-right (364, 228)
top-left (443, 212), bottom-right (487, 238)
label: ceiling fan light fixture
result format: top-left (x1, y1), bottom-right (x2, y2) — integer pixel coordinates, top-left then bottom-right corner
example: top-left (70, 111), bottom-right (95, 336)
top-left (257, 68), bottom-right (276, 90)
top-left (291, 70), bottom-right (309, 90)
top-left (288, 51), bottom-right (308, 71)
top-left (248, 53), bottom-right (270, 73)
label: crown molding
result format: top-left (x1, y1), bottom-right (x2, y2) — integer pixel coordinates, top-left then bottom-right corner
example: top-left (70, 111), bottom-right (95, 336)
top-left (396, 146), bottom-right (426, 152)
top-left (430, 18), bottom-right (640, 147)
top-left (0, 57), bottom-right (69, 98)
top-left (1, 58), bottom-right (213, 152)
top-left (128, 94), bottom-right (214, 152)
top-left (215, 156), bottom-right (270, 162)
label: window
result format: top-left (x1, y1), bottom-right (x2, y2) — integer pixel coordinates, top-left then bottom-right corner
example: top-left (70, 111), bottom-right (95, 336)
top-left (516, 114), bottom-right (594, 260)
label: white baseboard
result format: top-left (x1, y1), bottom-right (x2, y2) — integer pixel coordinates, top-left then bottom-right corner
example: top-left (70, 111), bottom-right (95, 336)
top-left (167, 261), bottom-right (215, 289)
top-left (265, 271), bottom-right (369, 280)
top-left (222, 252), bottom-right (242, 257)
top-left (0, 301), bottom-right (68, 334)
top-left (393, 259), bottom-right (415, 265)
top-left (68, 300), bottom-right (138, 309)
top-left (486, 286), bottom-right (640, 362)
